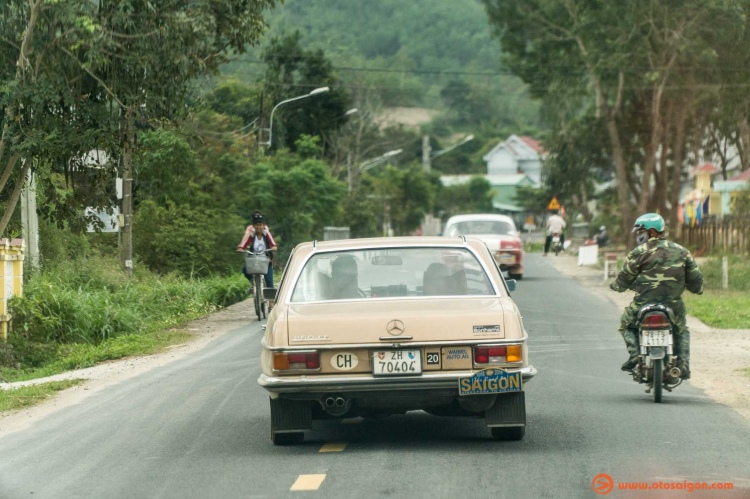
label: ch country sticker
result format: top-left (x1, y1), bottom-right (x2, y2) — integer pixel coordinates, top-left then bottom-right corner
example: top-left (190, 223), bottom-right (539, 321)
top-left (331, 352), bottom-right (358, 371)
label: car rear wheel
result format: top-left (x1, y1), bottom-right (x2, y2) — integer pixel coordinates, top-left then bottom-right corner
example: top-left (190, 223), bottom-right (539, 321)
top-left (491, 426), bottom-right (525, 441)
top-left (271, 431), bottom-right (305, 445)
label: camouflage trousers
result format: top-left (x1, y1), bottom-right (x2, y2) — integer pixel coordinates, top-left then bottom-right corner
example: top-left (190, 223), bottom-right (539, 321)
top-left (618, 299), bottom-right (690, 361)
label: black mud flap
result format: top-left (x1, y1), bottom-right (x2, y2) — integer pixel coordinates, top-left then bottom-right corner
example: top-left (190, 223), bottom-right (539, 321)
top-left (270, 397), bottom-right (313, 432)
top-left (485, 391), bottom-right (526, 427)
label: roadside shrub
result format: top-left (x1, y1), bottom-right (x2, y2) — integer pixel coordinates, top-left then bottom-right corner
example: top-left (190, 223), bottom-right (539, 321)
top-left (7, 256), bottom-right (248, 369)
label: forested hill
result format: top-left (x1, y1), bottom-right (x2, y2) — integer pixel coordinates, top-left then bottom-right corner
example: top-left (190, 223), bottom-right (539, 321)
top-left (223, 0), bottom-right (539, 119)
top-left (259, 0), bottom-right (502, 72)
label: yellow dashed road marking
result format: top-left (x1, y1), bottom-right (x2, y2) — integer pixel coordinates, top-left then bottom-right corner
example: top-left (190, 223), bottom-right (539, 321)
top-left (290, 474), bottom-right (326, 491)
top-left (319, 442), bottom-right (347, 452)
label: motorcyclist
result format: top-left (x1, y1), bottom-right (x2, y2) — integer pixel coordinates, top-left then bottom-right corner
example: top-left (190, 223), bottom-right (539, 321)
top-left (543, 210), bottom-right (566, 256)
top-left (610, 213), bottom-right (703, 379)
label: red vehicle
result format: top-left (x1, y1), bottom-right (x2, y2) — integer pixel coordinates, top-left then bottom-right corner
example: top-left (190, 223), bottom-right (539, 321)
top-left (443, 214), bottom-right (524, 280)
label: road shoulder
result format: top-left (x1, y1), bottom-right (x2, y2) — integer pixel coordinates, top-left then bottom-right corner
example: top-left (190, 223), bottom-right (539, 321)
top-left (0, 299), bottom-right (255, 437)
top-left (552, 254), bottom-right (750, 422)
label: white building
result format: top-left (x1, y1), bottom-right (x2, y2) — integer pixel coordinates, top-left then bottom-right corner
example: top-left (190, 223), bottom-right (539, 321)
top-left (483, 135), bottom-right (545, 184)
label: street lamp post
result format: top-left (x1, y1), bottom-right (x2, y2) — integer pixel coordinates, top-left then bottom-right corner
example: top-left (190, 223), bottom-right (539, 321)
top-left (348, 149), bottom-right (403, 192)
top-left (262, 87), bottom-right (330, 147)
top-left (423, 134), bottom-right (474, 172)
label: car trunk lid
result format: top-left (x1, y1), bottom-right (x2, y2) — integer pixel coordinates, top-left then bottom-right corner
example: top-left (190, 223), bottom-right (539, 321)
top-left (287, 298), bottom-right (506, 345)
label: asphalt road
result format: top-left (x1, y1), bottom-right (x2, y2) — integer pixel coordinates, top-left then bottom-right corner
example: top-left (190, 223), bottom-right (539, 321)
top-left (2, 254), bottom-right (749, 498)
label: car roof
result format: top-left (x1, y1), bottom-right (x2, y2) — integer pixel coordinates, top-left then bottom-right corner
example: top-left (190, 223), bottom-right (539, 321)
top-left (444, 214), bottom-right (517, 225)
top-left (294, 236), bottom-right (489, 253)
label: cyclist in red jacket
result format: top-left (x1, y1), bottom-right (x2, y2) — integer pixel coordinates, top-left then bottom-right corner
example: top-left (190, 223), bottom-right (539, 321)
top-left (237, 212), bottom-right (277, 292)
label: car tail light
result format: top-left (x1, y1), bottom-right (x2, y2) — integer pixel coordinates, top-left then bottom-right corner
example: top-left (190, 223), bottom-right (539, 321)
top-left (641, 314), bottom-right (670, 329)
top-left (506, 345), bottom-right (522, 362)
top-left (474, 346), bottom-right (510, 364)
top-left (501, 239), bottom-right (521, 250)
top-left (474, 347), bottom-right (489, 364)
top-left (273, 351), bottom-right (320, 371)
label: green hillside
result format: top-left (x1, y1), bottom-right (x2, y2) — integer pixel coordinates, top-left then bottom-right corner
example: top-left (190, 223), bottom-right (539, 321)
top-left (223, 0), bottom-right (540, 129)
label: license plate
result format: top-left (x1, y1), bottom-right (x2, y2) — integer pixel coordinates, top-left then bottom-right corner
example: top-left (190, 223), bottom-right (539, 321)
top-left (458, 368), bottom-right (522, 396)
top-left (642, 330), bottom-right (671, 347)
top-left (552, 236), bottom-right (560, 243)
top-left (497, 253), bottom-right (515, 264)
top-left (372, 350), bottom-right (422, 376)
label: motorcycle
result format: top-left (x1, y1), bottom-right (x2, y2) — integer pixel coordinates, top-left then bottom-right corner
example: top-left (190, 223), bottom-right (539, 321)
top-left (551, 233), bottom-right (563, 256)
top-left (630, 304), bottom-right (683, 403)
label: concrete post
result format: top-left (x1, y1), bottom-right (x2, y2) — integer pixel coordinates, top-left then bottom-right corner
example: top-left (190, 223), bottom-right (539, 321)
top-left (422, 135), bottom-right (431, 173)
top-left (20, 165), bottom-right (39, 270)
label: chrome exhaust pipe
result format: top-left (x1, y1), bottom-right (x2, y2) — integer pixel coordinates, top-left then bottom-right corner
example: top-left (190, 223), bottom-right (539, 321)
top-left (669, 367), bottom-right (681, 378)
top-left (335, 397), bottom-right (346, 408)
top-left (325, 397), bottom-right (336, 408)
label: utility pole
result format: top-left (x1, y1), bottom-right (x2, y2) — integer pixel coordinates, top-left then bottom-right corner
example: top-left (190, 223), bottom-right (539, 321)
top-left (20, 162), bottom-right (39, 270)
top-left (347, 153), bottom-right (353, 192)
top-left (257, 92), bottom-right (264, 150)
top-left (121, 109), bottom-right (134, 278)
top-left (422, 135), bottom-right (431, 173)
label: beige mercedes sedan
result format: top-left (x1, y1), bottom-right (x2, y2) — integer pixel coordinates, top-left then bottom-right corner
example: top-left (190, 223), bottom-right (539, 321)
top-left (258, 236), bottom-right (536, 445)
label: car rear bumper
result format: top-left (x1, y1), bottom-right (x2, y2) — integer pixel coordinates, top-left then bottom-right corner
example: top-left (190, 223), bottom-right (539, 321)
top-left (258, 365), bottom-right (537, 394)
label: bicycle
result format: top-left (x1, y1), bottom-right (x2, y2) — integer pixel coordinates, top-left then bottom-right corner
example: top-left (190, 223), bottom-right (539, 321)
top-left (245, 250), bottom-right (270, 321)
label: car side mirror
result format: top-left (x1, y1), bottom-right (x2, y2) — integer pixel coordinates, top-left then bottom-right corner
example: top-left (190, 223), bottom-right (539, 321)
top-left (506, 279), bottom-right (517, 292)
top-left (263, 288), bottom-right (277, 301)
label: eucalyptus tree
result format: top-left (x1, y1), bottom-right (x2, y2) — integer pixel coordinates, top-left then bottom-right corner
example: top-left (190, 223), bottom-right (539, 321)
top-left (1, 0), bottom-right (276, 271)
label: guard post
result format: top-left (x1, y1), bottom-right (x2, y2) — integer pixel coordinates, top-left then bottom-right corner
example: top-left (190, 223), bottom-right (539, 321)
top-left (0, 238), bottom-right (25, 341)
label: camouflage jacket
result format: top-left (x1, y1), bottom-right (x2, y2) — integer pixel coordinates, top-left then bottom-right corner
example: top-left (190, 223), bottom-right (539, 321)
top-left (610, 237), bottom-right (703, 305)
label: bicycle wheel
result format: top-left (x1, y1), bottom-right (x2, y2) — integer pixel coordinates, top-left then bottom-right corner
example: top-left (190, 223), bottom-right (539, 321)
top-left (254, 275), bottom-right (262, 321)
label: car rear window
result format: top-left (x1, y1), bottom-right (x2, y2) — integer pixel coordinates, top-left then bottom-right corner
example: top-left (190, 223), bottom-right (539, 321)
top-left (290, 247), bottom-right (495, 303)
top-left (446, 220), bottom-right (516, 236)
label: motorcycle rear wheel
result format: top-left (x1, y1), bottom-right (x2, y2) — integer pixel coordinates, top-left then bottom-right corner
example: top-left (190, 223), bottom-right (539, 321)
top-left (652, 359), bottom-right (663, 403)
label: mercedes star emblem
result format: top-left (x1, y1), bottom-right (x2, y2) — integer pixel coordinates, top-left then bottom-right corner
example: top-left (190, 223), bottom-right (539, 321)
top-left (386, 319), bottom-right (406, 336)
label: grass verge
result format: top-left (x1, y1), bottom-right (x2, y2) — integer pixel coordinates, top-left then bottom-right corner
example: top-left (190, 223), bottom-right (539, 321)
top-left (1, 331), bottom-right (193, 383)
top-left (0, 379), bottom-right (85, 413)
top-left (1, 256), bottom-right (249, 383)
top-left (524, 241), bottom-right (545, 253)
top-left (683, 291), bottom-right (750, 329)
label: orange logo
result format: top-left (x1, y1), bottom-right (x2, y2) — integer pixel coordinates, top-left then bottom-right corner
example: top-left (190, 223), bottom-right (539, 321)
top-left (592, 474), bottom-right (614, 495)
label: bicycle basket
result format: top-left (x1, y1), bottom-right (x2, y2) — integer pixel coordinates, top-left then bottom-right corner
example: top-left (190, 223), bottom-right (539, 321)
top-left (245, 253), bottom-right (270, 275)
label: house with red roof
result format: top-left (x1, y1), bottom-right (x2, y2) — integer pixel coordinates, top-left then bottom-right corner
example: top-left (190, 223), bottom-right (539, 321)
top-left (482, 135), bottom-right (545, 185)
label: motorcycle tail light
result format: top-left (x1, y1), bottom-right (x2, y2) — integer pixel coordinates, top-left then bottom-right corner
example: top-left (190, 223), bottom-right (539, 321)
top-left (274, 351), bottom-right (319, 371)
top-left (507, 345), bottom-right (522, 362)
top-left (641, 314), bottom-right (670, 329)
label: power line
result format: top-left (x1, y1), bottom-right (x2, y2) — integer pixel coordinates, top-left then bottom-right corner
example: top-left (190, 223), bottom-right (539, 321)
top-left (236, 56), bottom-right (750, 75)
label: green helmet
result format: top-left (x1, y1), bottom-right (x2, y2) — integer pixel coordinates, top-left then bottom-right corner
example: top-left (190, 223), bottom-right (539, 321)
top-left (632, 213), bottom-right (665, 233)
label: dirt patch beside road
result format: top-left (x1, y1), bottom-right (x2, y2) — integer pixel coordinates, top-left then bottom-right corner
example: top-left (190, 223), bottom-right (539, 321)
top-left (0, 299), bottom-right (256, 437)
top-left (553, 254), bottom-right (750, 422)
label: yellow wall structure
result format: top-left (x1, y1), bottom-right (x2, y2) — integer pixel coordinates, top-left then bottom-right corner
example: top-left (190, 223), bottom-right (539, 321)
top-left (0, 238), bottom-right (24, 340)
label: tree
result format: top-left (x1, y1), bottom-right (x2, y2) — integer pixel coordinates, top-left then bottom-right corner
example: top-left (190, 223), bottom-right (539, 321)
top-left (241, 144), bottom-right (346, 262)
top-left (260, 32), bottom-right (350, 151)
top-left (367, 164), bottom-right (436, 235)
top-left (435, 176), bottom-right (495, 220)
top-left (484, 0), bottom-right (746, 244)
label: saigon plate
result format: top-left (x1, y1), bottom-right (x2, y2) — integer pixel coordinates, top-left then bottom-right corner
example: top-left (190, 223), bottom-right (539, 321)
top-left (458, 368), bottom-right (523, 396)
